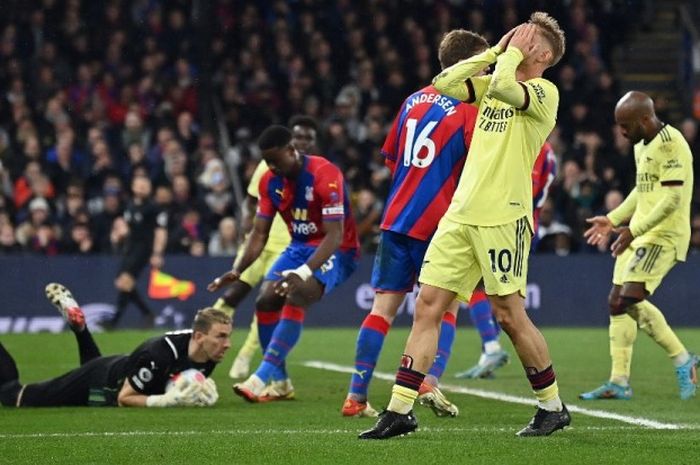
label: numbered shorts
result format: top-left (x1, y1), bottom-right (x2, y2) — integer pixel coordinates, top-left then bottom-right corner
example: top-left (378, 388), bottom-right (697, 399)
top-left (612, 241), bottom-right (677, 295)
top-left (265, 243), bottom-right (359, 294)
top-left (233, 247), bottom-right (285, 288)
top-left (419, 216), bottom-right (530, 302)
top-left (371, 230), bottom-right (430, 293)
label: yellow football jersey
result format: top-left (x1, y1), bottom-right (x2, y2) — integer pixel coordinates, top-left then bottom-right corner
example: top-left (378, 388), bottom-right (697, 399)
top-left (248, 160), bottom-right (290, 253)
top-left (630, 124), bottom-right (693, 261)
top-left (444, 75), bottom-right (559, 231)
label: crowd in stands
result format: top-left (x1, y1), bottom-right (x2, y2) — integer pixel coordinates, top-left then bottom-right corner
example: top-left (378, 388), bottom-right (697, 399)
top-left (1, 0), bottom-right (699, 259)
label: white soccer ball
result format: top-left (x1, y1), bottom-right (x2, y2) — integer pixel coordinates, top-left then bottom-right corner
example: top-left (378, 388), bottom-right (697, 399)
top-left (166, 368), bottom-right (207, 392)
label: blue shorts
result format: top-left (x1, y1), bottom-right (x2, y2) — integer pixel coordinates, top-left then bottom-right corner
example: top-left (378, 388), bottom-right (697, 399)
top-left (370, 230), bottom-right (430, 293)
top-left (265, 243), bottom-right (359, 294)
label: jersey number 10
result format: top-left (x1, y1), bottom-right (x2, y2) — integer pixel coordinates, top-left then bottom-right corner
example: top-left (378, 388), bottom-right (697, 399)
top-left (403, 118), bottom-right (437, 168)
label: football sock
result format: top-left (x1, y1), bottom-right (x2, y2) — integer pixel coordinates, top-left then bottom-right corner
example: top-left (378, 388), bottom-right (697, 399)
top-left (254, 305), bottom-right (305, 384)
top-left (236, 315), bottom-right (260, 360)
top-left (112, 291), bottom-right (130, 324)
top-left (608, 314), bottom-right (637, 386)
top-left (348, 314), bottom-right (391, 401)
top-left (129, 289), bottom-right (152, 316)
top-left (527, 365), bottom-right (562, 411)
top-left (212, 298), bottom-right (235, 319)
top-left (629, 301), bottom-right (687, 362)
top-left (0, 342), bottom-right (19, 384)
top-left (469, 290), bottom-right (500, 347)
top-left (388, 364), bottom-right (425, 414)
top-left (256, 309), bottom-right (280, 351)
top-left (427, 312), bottom-right (456, 382)
top-left (74, 327), bottom-right (102, 365)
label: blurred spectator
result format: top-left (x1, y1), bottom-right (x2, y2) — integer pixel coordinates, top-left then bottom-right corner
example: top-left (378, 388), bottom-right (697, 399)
top-left (208, 216), bottom-right (238, 257)
top-left (353, 188), bottom-right (382, 253)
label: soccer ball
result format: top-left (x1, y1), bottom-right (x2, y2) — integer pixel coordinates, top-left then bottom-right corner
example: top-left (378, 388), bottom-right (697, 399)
top-left (166, 368), bottom-right (206, 392)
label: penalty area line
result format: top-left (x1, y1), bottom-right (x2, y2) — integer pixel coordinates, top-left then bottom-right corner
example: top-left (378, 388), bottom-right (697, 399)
top-left (303, 360), bottom-right (689, 430)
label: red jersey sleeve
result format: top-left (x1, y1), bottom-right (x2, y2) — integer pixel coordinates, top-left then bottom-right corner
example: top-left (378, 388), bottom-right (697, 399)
top-left (380, 104), bottom-right (406, 174)
top-left (461, 104), bottom-right (478, 148)
top-left (256, 172), bottom-right (276, 219)
top-left (316, 165), bottom-right (345, 222)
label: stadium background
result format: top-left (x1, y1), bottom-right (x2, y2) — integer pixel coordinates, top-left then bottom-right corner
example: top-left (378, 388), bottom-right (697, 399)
top-left (1, 0), bottom-right (699, 330)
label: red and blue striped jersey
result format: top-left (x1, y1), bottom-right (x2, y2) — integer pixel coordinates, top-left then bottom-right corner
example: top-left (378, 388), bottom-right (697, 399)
top-left (380, 85), bottom-right (478, 240)
top-left (532, 142), bottom-right (557, 235)
top-left (257, 155), bottom-right (359, 251)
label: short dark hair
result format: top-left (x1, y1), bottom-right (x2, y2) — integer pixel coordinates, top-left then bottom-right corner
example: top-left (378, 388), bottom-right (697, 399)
top-left (258, 125), bottom-right (292, 151)
top-left (192, 307), bottom-right (231, 333)
top-left (288, 115), bottom-right (318, 131)
top-left (438, 29), bottom-right (489, 69)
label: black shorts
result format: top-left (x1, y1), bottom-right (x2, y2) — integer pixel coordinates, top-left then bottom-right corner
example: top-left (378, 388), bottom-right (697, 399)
top-left (119, 245), bottom-right (151, 277)
top-left (18, 355), bottom-right (126, 407)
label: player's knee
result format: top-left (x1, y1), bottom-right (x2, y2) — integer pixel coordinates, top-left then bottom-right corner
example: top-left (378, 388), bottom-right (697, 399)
top-left (255, 290), bottom-right (283, 312)
top-left (609, 295), bottom-right (641, 315)
top-left (413, 292), bottom-right (446, 327)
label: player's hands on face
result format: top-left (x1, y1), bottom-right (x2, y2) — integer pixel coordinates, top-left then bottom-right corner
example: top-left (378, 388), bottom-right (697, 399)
top-left (274, 273), bottom-right (303, 296)
top-left (497, 24), bottom-right (521, 51)
top-left (584, 216), bottom-right (614, 246)
top-left (207, 270), bottom-right (240, 292)
top-left (509, 23), bottom-right (538, 56)
top-left (610, 226), bottom-right (633, 257)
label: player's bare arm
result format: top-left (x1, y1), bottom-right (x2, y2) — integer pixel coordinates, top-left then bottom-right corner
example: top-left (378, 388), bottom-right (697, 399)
top-left (208, 215), bottom-right (272, 291)
top-left (117, 378), bottom-right (149, 407)
top-left (150, 225), bottom-right (167, 269)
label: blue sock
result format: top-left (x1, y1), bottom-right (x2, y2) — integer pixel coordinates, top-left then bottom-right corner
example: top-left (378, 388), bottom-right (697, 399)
top-left (428, 312), bottom-right (457, 380)
top-left (254, 305), bottom-right (304, 383)
top-left (255, 310), bottom-right (286, 381)
top-left (348, 314), bottom-right (390, 401)
top-left (469, 290), bottom-right (499, 347)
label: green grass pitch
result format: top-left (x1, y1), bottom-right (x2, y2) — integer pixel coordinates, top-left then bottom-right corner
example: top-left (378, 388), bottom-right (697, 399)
top-left (1, 327), bottom-right (699, 465)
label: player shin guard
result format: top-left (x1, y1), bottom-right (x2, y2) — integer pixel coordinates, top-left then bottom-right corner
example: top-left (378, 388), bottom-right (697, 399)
top-left (426, 312), bottom-right (456, 385)
top-left (388, 356), bottom-right (425, 414)
top-left (527, 365), bottom-right (562, 412)
top-left (630, 301), bottom-right (687, 363)
top-left (213, 298), bottom-right (235, 319)
top-left (469, 290), bottom-right (500, 348)
top-left (348, 314), bottom-right (391, 401)
top-left (609, 314), bottom-right (637, 385)
top-left (256, 310), bottom-right (281, 351)
top-left (254, 305), bottom-right (305, 383)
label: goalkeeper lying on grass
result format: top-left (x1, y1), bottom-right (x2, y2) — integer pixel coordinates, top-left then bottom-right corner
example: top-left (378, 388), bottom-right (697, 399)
top-left (0, 283), bottom-right (230, 408)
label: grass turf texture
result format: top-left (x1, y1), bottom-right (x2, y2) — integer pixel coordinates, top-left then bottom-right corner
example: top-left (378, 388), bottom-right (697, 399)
top-left (1, 327), bottom-right (699, 465)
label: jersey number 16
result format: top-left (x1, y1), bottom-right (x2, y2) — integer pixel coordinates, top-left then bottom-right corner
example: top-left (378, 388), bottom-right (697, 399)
top-left (403, 118), bottom-right (437, 168)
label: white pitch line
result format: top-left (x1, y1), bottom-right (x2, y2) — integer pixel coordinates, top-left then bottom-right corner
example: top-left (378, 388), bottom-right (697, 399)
top-left (2, 425), bottom-right (692, 440)
top-left (303, 360), bottom-right (688, 430)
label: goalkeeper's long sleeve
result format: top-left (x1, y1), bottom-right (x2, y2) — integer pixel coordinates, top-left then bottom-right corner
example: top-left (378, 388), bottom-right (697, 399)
top-left (607, 188), bottom-right (638, 227)
top-left (628, 187), bottom-right (681, 237)
top-left (432, 46), bottom-right (501, 101)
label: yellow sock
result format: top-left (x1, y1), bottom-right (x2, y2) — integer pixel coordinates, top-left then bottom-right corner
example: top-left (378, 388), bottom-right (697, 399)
top-left (630, 301), bottom-right (686, 358)
top-left (212, 298), bottom-right (235, 319)
top-left (237, 315), bottom-right (260, 359)
top-left (534, 381), bottom-right (562, 411)
top-left (387, 385), bottom-right (418, 414)
top-left (609, 314), bottom-right (637, 385)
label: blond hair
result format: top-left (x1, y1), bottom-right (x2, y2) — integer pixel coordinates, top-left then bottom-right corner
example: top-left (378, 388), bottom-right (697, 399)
top-left (438, 29), bottom-right (489, 70)
top-left (192, 308), bottom-right (231, 333)
top-left (529, 12), bottom-right (566, 67)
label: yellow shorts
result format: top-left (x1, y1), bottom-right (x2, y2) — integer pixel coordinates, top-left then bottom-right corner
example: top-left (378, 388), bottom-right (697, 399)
top-left (419, 216), bottom-right (530, 302)
top-left (612, 240), bottom-right (677, 295)
top-left (234, 247), bottom-right (284, 287)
